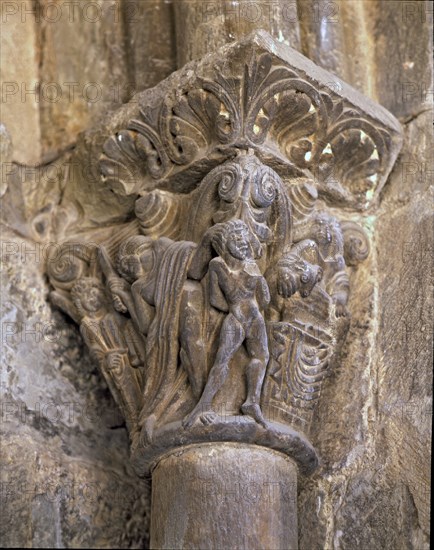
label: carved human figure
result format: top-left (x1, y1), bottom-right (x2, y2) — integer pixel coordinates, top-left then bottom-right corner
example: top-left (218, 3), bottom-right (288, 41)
top-left (263, 213), bottom-right (354, 421)
top-left (109, 235), bottom-right (207, 393)
top-left (183, 220), bottom-right (270, 429)
top-left (186, 153), bottom-right (292, 271)
top-left (106, 234), bottom-right (210, 441)
top-left (70, 277), bottom-right (144, 434)
top-left (268, 239), bottom-right (324, 322)
top-left (294, 212), bottom-right (350, 317)
top-left (101, 236), bottom-right (173, 336)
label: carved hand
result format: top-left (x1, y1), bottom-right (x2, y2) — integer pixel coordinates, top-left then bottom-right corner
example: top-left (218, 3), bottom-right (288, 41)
top-left (108, 277), bottom-right (128, 313)
top-left (277, 267), bottom-right (295, 298)
top-left (106, 350), bottom-right (127, 372)
top-left (333, 294), bottom-right (349, 317)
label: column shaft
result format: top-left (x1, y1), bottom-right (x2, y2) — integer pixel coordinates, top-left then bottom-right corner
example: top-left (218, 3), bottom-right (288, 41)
top-left (150, 443), bottom-right (298, 550)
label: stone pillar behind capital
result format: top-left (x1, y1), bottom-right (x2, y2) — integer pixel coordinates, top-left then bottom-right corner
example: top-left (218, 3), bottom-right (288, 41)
top-left (174, 0), bottom-right (303, 68)
top-left (150, 443), bottom-right (298, 550)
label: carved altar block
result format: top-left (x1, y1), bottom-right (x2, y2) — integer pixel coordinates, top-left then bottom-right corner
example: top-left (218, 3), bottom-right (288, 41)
top-left (47, 31), bottom-right (402, 548)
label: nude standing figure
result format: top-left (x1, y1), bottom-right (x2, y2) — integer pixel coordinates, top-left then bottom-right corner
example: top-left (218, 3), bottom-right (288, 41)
top-left (183, 220), bottom-right (270, 429)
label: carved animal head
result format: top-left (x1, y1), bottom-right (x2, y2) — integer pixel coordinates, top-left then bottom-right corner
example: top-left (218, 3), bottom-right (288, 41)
top-left (211, 154), bottom-right (281, 248)
top-left (187, 153), bottom-right (292, 256)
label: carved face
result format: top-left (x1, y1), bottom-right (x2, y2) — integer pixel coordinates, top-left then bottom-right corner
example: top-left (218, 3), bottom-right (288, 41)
top-left (118, 248), bottom-right (155, 282)
top-left (82, 286), bottom-right (106, 313)
top-left (119, 255), bottom-right (142, 282)
top-left (227, 227), bottom-right (252, 261)
top-left (71, 277), bottom-right (107, 317)
top-left (117, 236), bottom-right (155, 283)
top-left (139, 248), bottom-right (155, 274)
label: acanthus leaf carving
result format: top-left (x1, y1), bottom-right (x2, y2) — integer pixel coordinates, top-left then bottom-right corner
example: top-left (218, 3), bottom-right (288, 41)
top-left (98, 34), bottom-right (401, 212)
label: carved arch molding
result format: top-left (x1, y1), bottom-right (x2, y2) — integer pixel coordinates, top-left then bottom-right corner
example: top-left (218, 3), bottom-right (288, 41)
top-left (46, 31), bottom-right (403, 477)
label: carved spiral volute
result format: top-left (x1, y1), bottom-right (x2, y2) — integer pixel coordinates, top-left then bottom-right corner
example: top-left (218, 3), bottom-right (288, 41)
top-left (46, 242), bottom-right (94, 291)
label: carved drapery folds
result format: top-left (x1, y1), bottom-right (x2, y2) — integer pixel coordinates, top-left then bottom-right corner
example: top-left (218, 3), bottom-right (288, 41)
top-left (47, 32), bottom-right (402, 476)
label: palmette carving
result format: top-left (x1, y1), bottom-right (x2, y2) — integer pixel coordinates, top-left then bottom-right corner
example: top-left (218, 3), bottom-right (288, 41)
top-left (47, 32), bottom-right (401, 475)
top-left (99, 45), bottom-right (400, 210)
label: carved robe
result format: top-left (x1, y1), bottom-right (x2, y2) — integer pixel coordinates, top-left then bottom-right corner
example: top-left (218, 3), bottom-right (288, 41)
top-left (140, 241), bottom-right (197, 426)
top-left (81, 314), bottom-right (144, 432)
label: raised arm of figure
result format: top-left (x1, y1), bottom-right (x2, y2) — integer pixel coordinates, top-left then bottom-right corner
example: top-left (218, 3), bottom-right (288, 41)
top-left (98, 245), bottom-right (129, 313)
top-left (209, 259), bottom-right (229, 312)
top-left (187, 230), bottom-right (215, 280)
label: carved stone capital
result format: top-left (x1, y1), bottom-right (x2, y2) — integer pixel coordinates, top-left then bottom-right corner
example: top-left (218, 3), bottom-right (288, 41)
top-left (47, 31), bottom-right (403, 477)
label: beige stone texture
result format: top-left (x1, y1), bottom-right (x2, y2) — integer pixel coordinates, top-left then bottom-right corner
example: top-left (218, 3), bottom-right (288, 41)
top-left (0, 6), bottom-right (41, 165)
top-left (0, 1), bottom-right (431, 548)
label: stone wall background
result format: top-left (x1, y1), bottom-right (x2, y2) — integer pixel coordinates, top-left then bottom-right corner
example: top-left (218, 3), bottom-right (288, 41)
top-left (1, 1), bottom-right (432, 548)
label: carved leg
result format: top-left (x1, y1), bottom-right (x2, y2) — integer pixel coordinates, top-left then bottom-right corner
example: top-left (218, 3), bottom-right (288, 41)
top-left (242, 321), bottom-right (269, 428)
top-left (241, 360), bottom-right (268, 429)
top-left (179, 282), bottom-right (207, 399)
top-left (183, 314), bottom-right (244, 428)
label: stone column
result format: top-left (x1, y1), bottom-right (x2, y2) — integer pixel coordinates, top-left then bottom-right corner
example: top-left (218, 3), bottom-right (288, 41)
top-left (123, 9), bottom-right (351, 546)
top-left (174, 0), bottom-right (302, 67)
top-left (150, 444), bottom-right (298, 550)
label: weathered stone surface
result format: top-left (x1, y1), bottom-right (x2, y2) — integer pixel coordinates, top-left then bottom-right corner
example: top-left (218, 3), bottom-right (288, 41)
top-left (1, 1), bottom-right (431, 548)
top-left (0, 8), bottom-right (41, 165)
top-left (375, 109), bottom-right (432, 538)
top-left (151, 444), bottom-right (298, 550)
top-left (298, 0), bottom-right (348, 79)
top-left (1, 431), bottom-right (150, 548)
top-left (174, 0), bottom-right (302, 67)
top-left (363, 0), bottom-right (432, 120)
top-left (0, 124), bottom-right (12, 197)
top-left (297, 101), bottom-right (432, 550)
top-left (55, 29), bottom-right (402, 235)
top-left (36, 0), bottom-right (130, 159)
top-left (1, 0), bottom-right (176, 165)
top-left (45, 35), bottom-right (398, 488)
top-left (0, 226), bottom-right (150, 548)
top-left (0, 151), bottom-right (66, 241)
top-left (298, 0), bottom-right (432, 121)
top-left (123, 0), bottom-right (176, 91)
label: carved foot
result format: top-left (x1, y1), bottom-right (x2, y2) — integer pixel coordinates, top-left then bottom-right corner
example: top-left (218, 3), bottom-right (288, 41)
top-left (200, 411), bottom-right (218, 425)
top-left (241, 402), bottom-right (269, 429)
top-left (182, 408), bottom-right (217, 429)
top-left (182, 408), bottom-right (201, 429)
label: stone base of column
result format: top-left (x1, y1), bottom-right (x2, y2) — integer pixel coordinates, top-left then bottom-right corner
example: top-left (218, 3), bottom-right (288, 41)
top-left (150, 443), bottom-right (298, 550)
